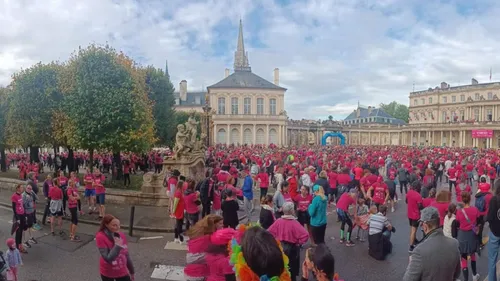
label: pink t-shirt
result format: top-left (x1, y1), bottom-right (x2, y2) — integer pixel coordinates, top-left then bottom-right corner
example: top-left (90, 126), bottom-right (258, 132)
top-left (212, 190), bottom-right (221, 211)
top-left (294, 194), bottom-right (313, 211)
top-left (11, 193), bottom-right (24, 215)
top-left (406, 190), bottom-right (423, 220)
top-left (184, 192), bottom-right (199, 214)
top-left (337, 193), bottom-right (355, 211)
top-left (59, 176), bottom-right (68, 186)
top-left (205, 253), bottom-right (234, 281)
top-left (95, 231), bottom-right (130, 278)
top-left (372, 183), bottom-right (388, 204)
top-left (456, 206), bottom-right (479, 231)
top-left (94, 175), bottom-right (106, 194)
top-left (84, 174), bottom-right (94, 190)
top-left (67, 187), bottom-right (79, 209)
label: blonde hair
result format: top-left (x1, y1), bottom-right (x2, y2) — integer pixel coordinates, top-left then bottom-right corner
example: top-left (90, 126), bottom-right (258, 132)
top-left (319, 170), bottom-right (327, 179)
top-left (186, 214), bottom-right (223, 239)
top-left (315, 185), bottom-right (326, 200)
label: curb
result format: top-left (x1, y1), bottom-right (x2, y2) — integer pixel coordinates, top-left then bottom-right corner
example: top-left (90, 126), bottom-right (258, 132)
top-left (0, 202), bottom-right (175, 233)
top-left (0, 202), bottom-right (251, 234)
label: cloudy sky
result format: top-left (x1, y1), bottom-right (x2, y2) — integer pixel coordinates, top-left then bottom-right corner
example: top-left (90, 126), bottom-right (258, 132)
top-left (1, 0), bottom-right (499, 120)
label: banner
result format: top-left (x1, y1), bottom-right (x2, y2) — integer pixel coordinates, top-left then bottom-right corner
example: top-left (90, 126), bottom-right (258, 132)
top-left (472, 129), bottom-right (493, 138)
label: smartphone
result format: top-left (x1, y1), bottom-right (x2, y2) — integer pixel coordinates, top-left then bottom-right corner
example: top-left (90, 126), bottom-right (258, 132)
top-left (113, 233), bottom-right (120, 238)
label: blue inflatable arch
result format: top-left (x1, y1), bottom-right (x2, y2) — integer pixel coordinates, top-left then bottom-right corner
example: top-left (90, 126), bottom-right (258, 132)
top-left (321, 132), bottom-right (346, 146)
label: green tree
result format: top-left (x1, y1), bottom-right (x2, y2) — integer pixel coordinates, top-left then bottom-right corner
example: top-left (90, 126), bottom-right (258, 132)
top-left (61, 44), bottom-right (156, 169)
top-left (328, 115), bottom-right (333, 121)
top-left (379, 101), bottom-right (409, 123)
top-left (144, 66), bottom-right (176, 146)
top-left (6, 62), bottom-right (63, 162)
top-left (0, 87), bottom-right (10, 171)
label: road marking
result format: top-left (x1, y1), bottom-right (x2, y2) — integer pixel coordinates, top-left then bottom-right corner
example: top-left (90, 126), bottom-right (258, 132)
top-left (151, 265), bottom-right (184, 280)
top-left (139, 236), bottom-right (164, 241)
top-left (164, 241), bottom-right (187, 251)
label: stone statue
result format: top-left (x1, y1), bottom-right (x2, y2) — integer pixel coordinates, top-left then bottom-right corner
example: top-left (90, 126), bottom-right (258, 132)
top-left (173, 124), bottom-right (192, 158)
top-left (186, 114), bottom-right (199, 144)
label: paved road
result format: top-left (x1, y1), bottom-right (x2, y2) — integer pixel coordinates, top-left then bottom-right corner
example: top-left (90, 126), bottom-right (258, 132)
top-left (0, 179), bottom-right (492, 281)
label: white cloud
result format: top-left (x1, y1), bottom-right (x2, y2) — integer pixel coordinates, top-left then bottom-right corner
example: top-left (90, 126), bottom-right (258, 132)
top-left (2, 0), bottom-right (500, 120)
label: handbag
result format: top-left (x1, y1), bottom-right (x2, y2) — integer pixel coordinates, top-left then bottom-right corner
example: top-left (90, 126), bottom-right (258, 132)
top-left (460, 208), bottom-right (479, 235)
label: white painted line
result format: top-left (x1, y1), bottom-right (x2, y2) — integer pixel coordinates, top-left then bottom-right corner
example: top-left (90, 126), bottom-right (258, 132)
top-left (151, 265), bottom-right (184, 280)
top-left (164, 241), bottom-right (187, 251)
top-left (139, 236), bottom-right (164, 241)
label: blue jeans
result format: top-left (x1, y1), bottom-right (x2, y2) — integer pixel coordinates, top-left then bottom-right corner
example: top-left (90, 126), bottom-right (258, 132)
top-left (488, 231), bottom-right (500, 281)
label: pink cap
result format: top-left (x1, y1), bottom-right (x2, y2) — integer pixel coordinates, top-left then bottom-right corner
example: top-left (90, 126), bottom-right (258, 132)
top-left (210, 228), bottom-right (237, 245)
top-left (6, 238), bottom-right (15, 248)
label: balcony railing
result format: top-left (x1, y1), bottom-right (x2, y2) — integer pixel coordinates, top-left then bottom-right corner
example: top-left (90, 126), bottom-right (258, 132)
top-left (407, 120), bottom-right (500, 127)
top-left (213, 114), bottom-right (287, 120)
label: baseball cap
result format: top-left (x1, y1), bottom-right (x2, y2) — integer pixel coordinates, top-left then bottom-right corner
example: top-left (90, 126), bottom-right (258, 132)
top-left (419, 206), bottom-right (440, 223)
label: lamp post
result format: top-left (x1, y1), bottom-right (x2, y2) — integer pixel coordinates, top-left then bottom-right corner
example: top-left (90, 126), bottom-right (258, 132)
top-left (202, 93), bottom-right (212, 147)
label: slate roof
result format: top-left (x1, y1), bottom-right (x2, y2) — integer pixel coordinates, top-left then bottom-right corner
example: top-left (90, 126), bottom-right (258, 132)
top-left (344, 107), bottom-right (406, 124)
top-left (173, 91), bottom-right (206, 107)
top-left (207, 70), bottom-right (286, 90)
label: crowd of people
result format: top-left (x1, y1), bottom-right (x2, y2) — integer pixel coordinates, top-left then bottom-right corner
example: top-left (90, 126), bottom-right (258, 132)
top-left (162, 144), bottom-right (500, 281)
top-left (4, 144), bottom-right (500, 280)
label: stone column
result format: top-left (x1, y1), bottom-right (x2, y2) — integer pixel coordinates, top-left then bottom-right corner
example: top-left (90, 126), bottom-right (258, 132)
top-left (349, 131), bottom-right (352, 145)
top-left (266, 124), bottom-right (270, 145)
top-left (440, 131), bottom-right (443, 146)
top-left (253, 124), bottom-right (257, 145)
top-left (278, 125), bottom-right (282, 146)
top-left (378, 132), bottom-right (381, 145)
top-left (359, 131), bottom-right (361, 145)
top-left (214, 124), bottom-right (217, 144)
top-left (368, 132), bottom-right (371, 145)
top-left (227, 124), bottom-right (231, 145)
top-left (240, 124), bottom-right (243, 145)
top-left (459, 131), bottom-right (462, 147)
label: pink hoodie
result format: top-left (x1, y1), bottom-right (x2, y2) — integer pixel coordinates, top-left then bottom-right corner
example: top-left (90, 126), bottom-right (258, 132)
top-left (184, 235), bottom-right (211, 279)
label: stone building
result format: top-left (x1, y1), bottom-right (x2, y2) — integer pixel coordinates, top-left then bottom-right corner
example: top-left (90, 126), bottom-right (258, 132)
top-left (208, 20), bottom-right (288, 146)
top-left (407, 78), bottom-right (500, 148)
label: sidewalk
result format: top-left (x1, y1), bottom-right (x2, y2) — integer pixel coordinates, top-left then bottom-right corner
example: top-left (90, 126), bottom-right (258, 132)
top-left (0, 189), bottom-right (255, 233)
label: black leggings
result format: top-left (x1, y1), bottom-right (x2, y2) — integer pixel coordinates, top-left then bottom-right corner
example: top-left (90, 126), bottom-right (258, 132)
top-left (449, 180), bottom-right (456, 193)
top-left (311, 224), bottom-right (326, 244)
top-left (15, 214), bottom-right (26, 248)
top-left (340, 215), bottom-right (353, 240)
top-left (124, 173), bottom-right (130, 186)
top-left (399, 181), bottom-right (408, 194)
top-left (174, 218), bottom-right (184, 241)
top-left (101, 275), bottom-right (131, 281)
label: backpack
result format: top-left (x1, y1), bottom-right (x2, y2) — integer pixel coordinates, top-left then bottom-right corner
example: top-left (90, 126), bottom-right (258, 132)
top-left (475, 194), bottom-right (488, 212)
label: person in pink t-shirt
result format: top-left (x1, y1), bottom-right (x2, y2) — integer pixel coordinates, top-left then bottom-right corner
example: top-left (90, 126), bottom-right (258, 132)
top-left (205, 228), bottom-right (236, 281)
top-left (67, 180), bottom-right (81, 242)
top-left (83, 169), bottom-right (96, 214)
top-left (96, 214), bottom-right (135, 281)
top-left (256, 168), bottom-right (270, 199)
top-left (93, 170), bottom-right (106, 219)
top-left (406, 182), bottom-right (423, 252)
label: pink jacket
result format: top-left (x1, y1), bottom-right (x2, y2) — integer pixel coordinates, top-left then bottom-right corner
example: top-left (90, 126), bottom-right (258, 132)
top-left (184, 235), bottom-right (211, 279)
top-left (268, 216), bottom-right (309, 245)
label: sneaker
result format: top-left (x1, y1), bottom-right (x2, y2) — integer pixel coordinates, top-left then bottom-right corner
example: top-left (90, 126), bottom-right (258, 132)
top-left (473, 274), bottom-right (480, 281)
top-left (346, 241), bottom-right (355, 247)
top-left (391, 207), bottom-right (395, 213)
top-left (29, 238), bottom-right (37, 244)
top-left (355, 236), bottom-right (360, 240)
top-left (59, 230), bottom-right (65, 236)
top-left (339, 239), bottom-right (345, 244)
top-left (33, 224), bottom-right (42, 231)
top-left (23, 241), bottom-right (31, 248)
top-left (174, 238), bottom-right (180, 244)
top-left (71, 236), bottom-right (81, 242)
top-left (18, 246), bottom-right (27, 254)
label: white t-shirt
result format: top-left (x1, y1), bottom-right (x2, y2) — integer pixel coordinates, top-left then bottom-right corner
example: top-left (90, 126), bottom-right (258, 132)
top-left (443, 214), bottom-right (456, 238)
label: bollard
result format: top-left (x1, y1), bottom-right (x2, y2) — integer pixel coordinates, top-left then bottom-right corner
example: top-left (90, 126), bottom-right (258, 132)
top-left (129, 206), bottom-right (135, 237)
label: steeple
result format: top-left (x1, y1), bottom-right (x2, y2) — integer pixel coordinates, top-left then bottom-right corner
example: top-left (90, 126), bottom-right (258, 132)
top-left (165, 60), bottom-right (170, 79)
top-left (234, 19), bottom-right (251, 72)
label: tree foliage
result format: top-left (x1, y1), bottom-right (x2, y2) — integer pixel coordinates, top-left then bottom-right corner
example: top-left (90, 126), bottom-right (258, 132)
top-left (61, 44), bottom-right (156, 154)
top-left (144, 66), bottom-right (176, 146)
top-left (379, 101), bottom-right (409, 123)
top-left (6, 62), bottom-right (63, 148)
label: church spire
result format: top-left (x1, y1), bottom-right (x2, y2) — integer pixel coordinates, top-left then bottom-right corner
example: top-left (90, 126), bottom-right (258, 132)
top-left (234, 19), bottom-right (251, 72)
top-left (165, 60), bottom-right (170, 79)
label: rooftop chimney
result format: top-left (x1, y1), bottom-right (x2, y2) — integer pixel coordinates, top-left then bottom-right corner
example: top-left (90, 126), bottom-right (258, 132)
top-left (440, 82), bottom-right (448, 89)
top-left (225, 68), bottom-right (230, 78)
top-left (472, 78), bottom-right (478, 85)
top-left (367, 106), bottom-right (372, 115)
top-left (274, 68), bottom-right (280, 85)
top-left (179, 80), bottom-right (187, 102)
